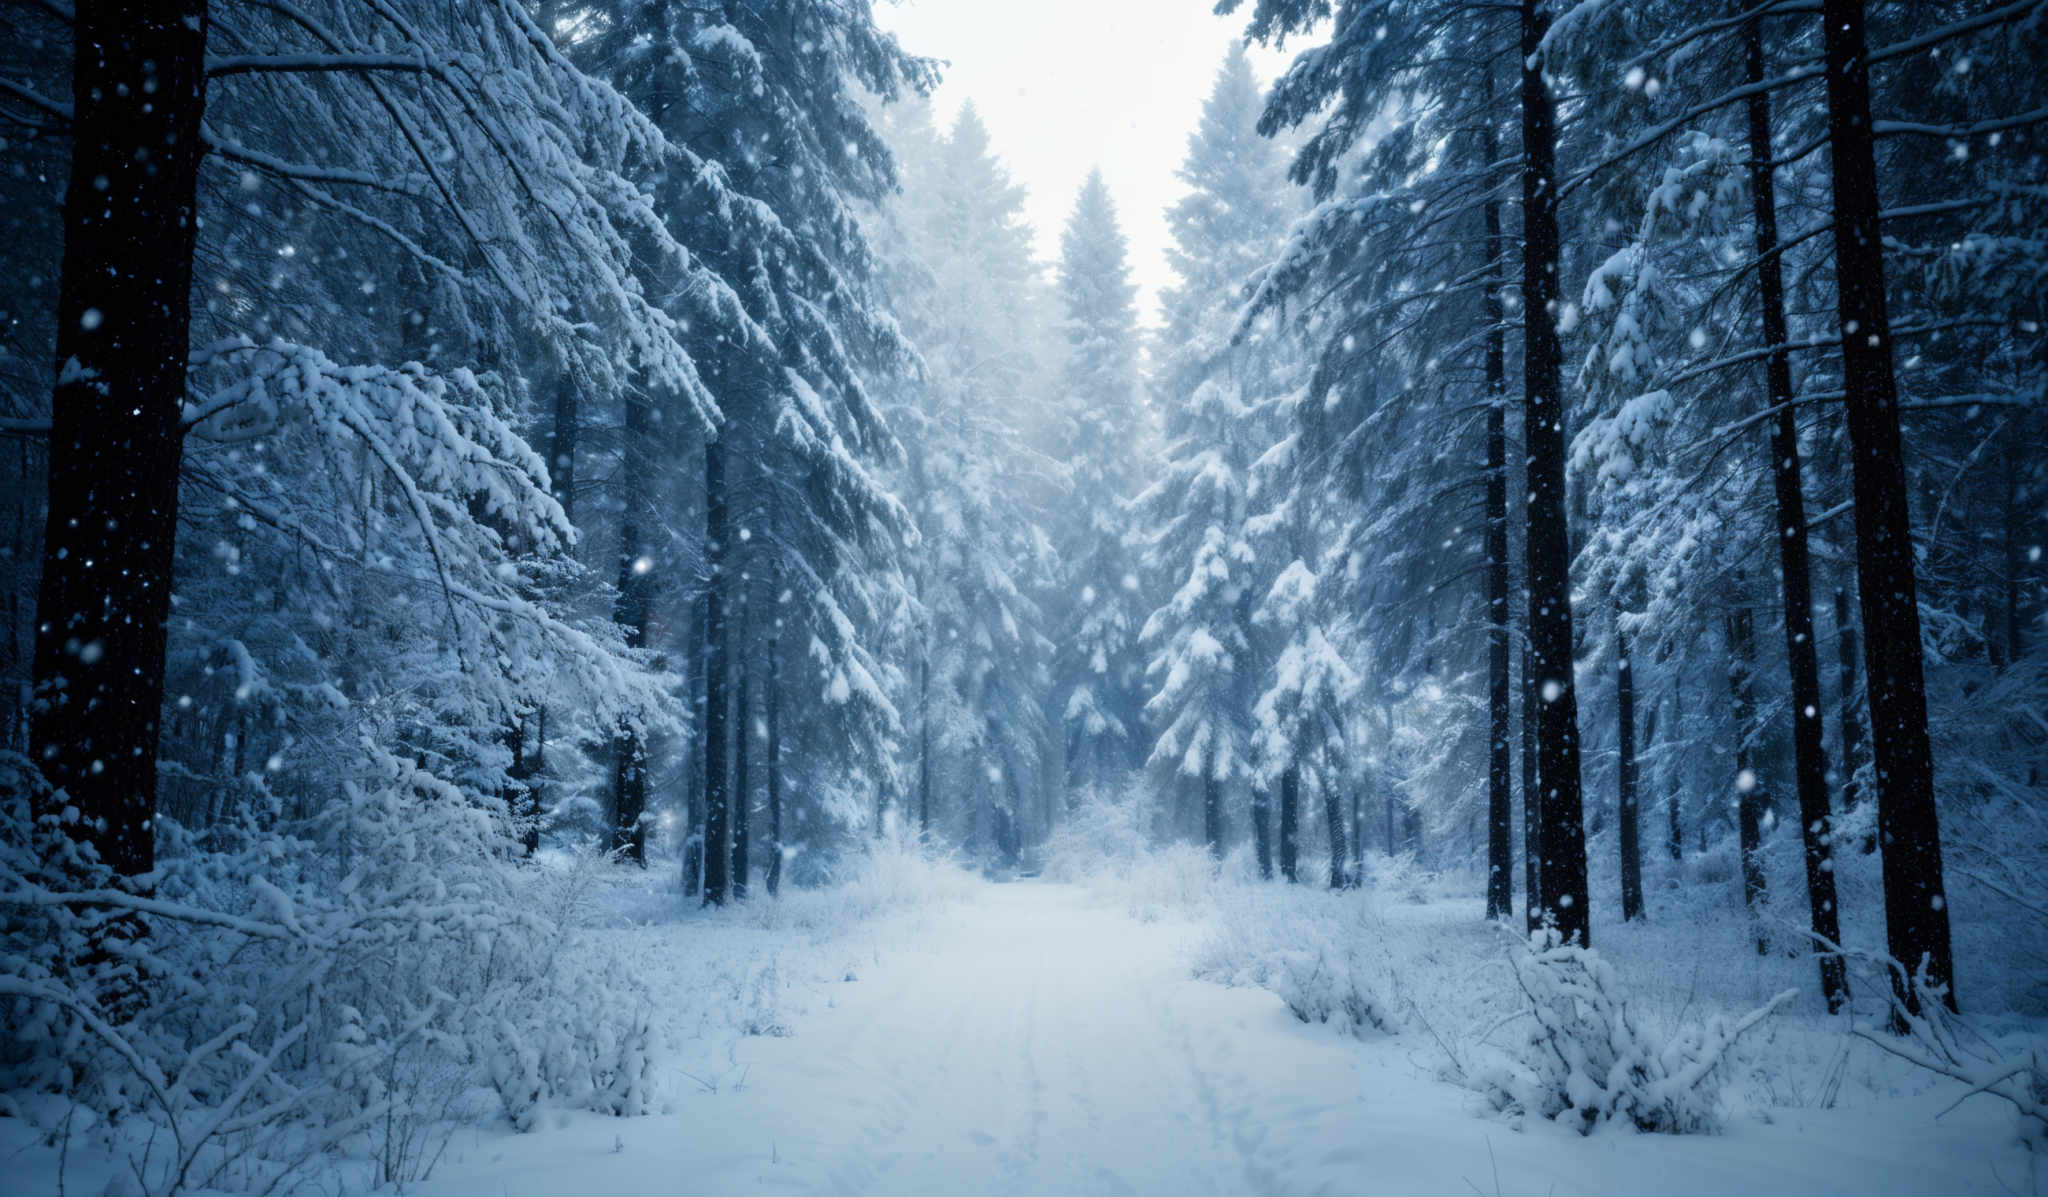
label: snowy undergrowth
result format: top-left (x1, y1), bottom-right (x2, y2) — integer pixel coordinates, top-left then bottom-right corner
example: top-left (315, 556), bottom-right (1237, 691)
top-left (738, 827), bottom-right (980, 935)
top-left (557, 829), bottom-right (978, 1102)
top-left (1043, 792), bottom-right (1222, 921)
top-left (1095, 830), bottom-right (2048, 1147)
top-left (1194, 883), bottom-right (1398, 1037)
top-left (0, 751), bottom-right (664, 1196)
top-left (0, 770), bottom-right (979, 1195)
top-left (1481, 933), bottom-right (1796, 1135)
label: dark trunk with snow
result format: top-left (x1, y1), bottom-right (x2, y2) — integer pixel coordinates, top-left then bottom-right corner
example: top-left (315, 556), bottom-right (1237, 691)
top-left (1251, 784), bottom-right (1274, 880)
top-left (1727, 581), bottom-right (1767, 952)
top-left (1833, 588), bottom-right (1875, 854)
top-left (701, 433), bottom-right (732, 906)
top-left (1483, 88), bottom-right (1513, 922)
top-left (1820, 0), bottom-right (1955, 1015)
top-left (767, 612), bottom-right (783, 896)
top-left (1519, 0), bottom-right (1589, 947)
top-left (1744, 19), bottom-right (1845, 1010)
top-left (1616, 623), bottom-right (1643, 923)
top-left (550, 375), bottom-right (579, 525)
top-left (1322, 776), bottom-right (1348, 890)
top-left (1202, 760), bottom-right (1223, 859)
top-left (1279, 764), bottom-right (1300, 882)
top-left (1668, 682), bottom-right (1686, 862)
top-left (1522, 639), bottom-right (1542, 935)
top-left (610, 393), bottom-right (651, 867)
top-left (31, 0), bottom-right (210, 882)
top-left (684, 593), bottom-right (707, 895)
top-left (917, 650), bottom-right (934, 836)
top-left (732, 604), bottom-right (751, 900)
top-left (2002, 438), bottom-right (2024, 668)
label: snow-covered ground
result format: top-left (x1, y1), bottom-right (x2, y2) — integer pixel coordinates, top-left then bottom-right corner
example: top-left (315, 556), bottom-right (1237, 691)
top-left (402, 879), bottom-right (2028, 1197)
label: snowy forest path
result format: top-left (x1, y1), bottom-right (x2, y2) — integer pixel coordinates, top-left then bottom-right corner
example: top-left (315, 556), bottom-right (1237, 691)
top-left (417, 882), bottom-right (2024, 1197)
top-left (679, 882), bottom-right (1309, 1196)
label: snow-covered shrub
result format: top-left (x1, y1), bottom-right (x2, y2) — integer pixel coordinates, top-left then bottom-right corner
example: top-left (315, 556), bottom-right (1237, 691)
top-left (0, 746), bottom-right (662, 1193)
top-left (1266, 943), bottom-right (1394, 1035)
top-left (745, 824), bottom-right (977, 933)
top-left (1041, 789), bottom-right (1153, 883)
top-left (1196, 885), bottom-right (1395, 1038)
top-left (1110, 843), bottom-right (1220, 921)
top-left (1482, 933), bottom-right (1794, 1135)
top-left (1848, 952), bottom-right (2048, 1145)
top-left (1041, 787), bottom-right (1219, 919)
top-left (1364, 850), bottom-right (1432, 904)
top-left (710, 955), bottom-right (796, 1040)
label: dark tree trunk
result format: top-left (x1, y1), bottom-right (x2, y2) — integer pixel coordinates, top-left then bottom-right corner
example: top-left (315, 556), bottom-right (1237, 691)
top-left (701, 433), bottom-right (731, 905)
top-left (683, 594), bottom-right (706, 895)
top-left (1617, 623), bottom-right (1643, 922)
top-left (1520, 0), bottom-right (1588, 946)
top-left (1483, 77), bottom-right (1514, 922)
top-left (1728, 580), bottom-right (1768, 952)
top-left (1251, 785), bottom-right (1273, 880)
top-left (1279, 764), bottom-right (1300, 882)
top-left (2002, 437), bottom-right (2024, 668)
top-left (610, 393), bottom-right (651, 866)
top-left (1322, 774), bottom-right (1348, 891)
top-left (504, 714), bottom-right (537, 856)
top-left (732, 603), bottom-right (750, 900)
top-left (1668, 682), bottom-right (1685, 862)
top-left (767, 609), bottom-right (783, 896)
top-left (1745, 20), bottom-right (1846, 1010)
top-left (1350, 787), bottom-right (1364, 889)
top-left (31, 0), bottom-right (210, 884)
top-left (520, 375), bottom-right (578, 857)
top-left (550, 374), bottom-right (579, 526)
top-left (525, 709), bottom-right (545, 856)
top-left (1821, 0), bottom-right (1956, 1016)
top-left (1202, 760), bottom-right (1223, 859)
top-left (1522, 640), bottom-right (1542, 934)
top-left (917, 650), bottom-right (933, 836)
top-left (1835, 587), bottom-right (1873, 853)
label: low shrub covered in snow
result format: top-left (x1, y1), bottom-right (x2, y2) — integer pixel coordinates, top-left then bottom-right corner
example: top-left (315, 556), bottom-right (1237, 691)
top-left (1041, 788), bottom-right (1153, 883)
top-left (0, 748), bottom-right (660, 1193)
top-left (1045, 792), bottom-right (1221, 920)
top-left (745, 825), bottom-right (979, 933)
top-left (1480, 932), bottom-right (1795, 1135)
top-left (1362, 849), bottom-right (1434, 905)
top-left (1196, 885), bottom-right (1396, 1037)
top-left (1845, 950), bottom-right (2048, 1146)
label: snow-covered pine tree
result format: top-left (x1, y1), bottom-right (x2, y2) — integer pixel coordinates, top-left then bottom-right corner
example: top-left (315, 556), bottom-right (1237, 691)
top-left (12, 0), bottom-right (737, 888)
top-left (874, 100), bottom-right (1060, 861)
top-left (1226, 1), bottom-right (1572, 922)
top-left (581, 0), bottom-right (929, 897)
top-left (1138, 44), bottom-right (1301, 864)
top-left (1049, 170), bottom-right (1151, 799)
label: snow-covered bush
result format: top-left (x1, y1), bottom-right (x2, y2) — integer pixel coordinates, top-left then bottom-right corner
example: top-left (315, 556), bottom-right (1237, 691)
top-left (1848, 951), bottom-right (2048, 1145)
top-left (1266, 942), bottom-right (1394, 1035)
top-left (1040, 788), bottom-right (1219, 919)
top-left (1482, 933), bottom-right (1794, 1135)
top-left (1083, 843), bottom-right (1220, 922)
top-left (1363, 850), bottom-right (1433, 904)
top-left (1041, 789), bottom-right (1153, 883)
top-left (0, 747), bottom-right (661, 1193)
top-left (745, 824), bottom-right (978, 933)
top-left (1196, 885), bottom-right (1395, 1038)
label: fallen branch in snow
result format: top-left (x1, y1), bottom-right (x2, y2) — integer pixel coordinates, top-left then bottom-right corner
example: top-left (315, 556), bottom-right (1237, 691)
top-left (1837, 947), bottom-right (2048, 1146)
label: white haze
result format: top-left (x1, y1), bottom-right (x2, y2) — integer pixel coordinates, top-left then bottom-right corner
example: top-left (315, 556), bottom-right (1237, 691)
top-left (876, 0), bottom-right (1290, 326)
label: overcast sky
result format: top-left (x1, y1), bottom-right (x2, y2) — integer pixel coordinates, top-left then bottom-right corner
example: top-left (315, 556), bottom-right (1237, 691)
top-left (874, 1), bottom-right (1292, 328)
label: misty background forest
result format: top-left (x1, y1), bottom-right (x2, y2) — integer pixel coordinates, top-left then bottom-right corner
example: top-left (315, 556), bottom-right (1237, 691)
top-left (1, 1), bottom-right (2046, 1194)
